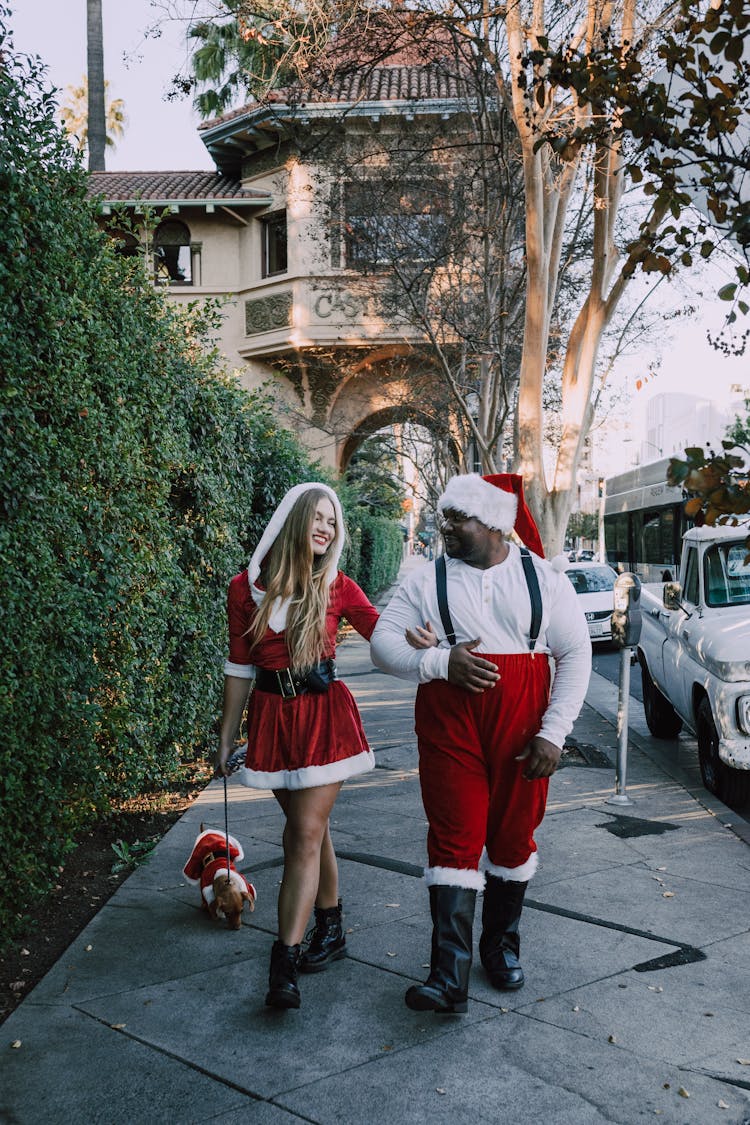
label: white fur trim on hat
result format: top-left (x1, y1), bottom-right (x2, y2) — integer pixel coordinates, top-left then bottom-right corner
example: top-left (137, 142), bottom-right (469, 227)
top-left (437, 473), bottom-right (517, 533)
top-left (247, 482), bottom-right (344, 589)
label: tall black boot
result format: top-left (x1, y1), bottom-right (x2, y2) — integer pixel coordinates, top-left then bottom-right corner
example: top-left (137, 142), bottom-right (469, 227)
top-left (265, 940), bottom-right (301, 1009)
top-left (405, 885), bottom-right (476, 1015)
top-left (299, 899), bottom-right (346, 973)
top-left (479, 875), bottom-right (528, 991)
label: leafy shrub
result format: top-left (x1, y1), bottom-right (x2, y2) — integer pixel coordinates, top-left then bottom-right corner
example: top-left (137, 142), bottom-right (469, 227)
top-left (0, 25), bottom-right (312, 938)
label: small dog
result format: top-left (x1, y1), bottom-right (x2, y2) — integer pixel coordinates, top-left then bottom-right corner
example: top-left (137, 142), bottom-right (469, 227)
top-left (183, 825), bottom-right (256, 930)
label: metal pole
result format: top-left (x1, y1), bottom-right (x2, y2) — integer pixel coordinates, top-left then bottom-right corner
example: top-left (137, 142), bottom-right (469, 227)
top-left (607, 646), bottom-right (635, 806)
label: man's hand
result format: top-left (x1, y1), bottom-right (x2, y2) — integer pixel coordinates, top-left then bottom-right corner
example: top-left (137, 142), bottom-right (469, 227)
top-left (447, 639), bottom-right (500, 694)
top-left (515, 736), bottom-right (561, 780)
top-left (405, 620), bottom-right (439, 649)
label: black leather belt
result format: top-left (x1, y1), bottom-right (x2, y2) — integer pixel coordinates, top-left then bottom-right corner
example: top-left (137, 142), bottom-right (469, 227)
top-left (255, 659), bottom-right (337, 700)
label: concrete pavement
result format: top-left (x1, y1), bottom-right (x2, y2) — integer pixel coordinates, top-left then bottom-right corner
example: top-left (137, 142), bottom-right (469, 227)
top-left (3, 558), bottom-right (750, 1124)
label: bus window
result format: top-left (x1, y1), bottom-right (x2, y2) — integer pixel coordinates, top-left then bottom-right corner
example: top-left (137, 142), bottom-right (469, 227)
top-left (604, 512), bottom-right (628, 568)
top-left (640, 507), bottom-right (676, 569)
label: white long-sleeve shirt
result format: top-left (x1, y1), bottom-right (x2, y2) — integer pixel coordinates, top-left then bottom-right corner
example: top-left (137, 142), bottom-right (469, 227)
top-left (370, 546), bottom-right (592, 748)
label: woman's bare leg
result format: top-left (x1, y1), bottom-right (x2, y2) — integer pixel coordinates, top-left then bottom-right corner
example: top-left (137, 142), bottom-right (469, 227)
top-left (274, 783), bottom-right (342, 945)
top-left (273, 789), bottom-right (340, 913)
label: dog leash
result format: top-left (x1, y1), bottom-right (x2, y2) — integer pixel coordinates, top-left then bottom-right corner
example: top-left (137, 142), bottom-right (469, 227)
top-left (222, 745), bottom-right (247, 873)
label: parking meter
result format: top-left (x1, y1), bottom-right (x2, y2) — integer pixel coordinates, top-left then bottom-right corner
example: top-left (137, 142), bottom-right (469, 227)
top-left (608, 572), bottom-right (642, 807)
top-left (611, 573), bottom-right (642, 649)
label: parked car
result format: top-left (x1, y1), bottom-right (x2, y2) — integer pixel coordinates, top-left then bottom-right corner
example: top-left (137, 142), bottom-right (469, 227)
top-left (564, 562), bottom-right (616, 643)
top-left (576, 549), bottom-right (596, 562)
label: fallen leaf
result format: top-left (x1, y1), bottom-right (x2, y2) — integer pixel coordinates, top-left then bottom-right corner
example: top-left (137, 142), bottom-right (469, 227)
top-left (718, 1100), bottom-right (729, 1109)
top-left (656, 866), bottom-right (666, 871)
top-left (677, 1087), bottom-right (690, 1098)
top-left (386, 952), bottom-right (397, 958)
top-left (608, 1035), bottom-right (617, 1044)
top-left (385, 903), bottom-right (400, 908)
top-left (110, 1023), bottom-right (126, 1030)
top-left (704, 1012), bottom-right (714, 1017)
top-left (84, 944), bottom-right (93, 952)
top-left (572, 1005), bottom-right (580, 1012)
top-left (500, 1007), bottom-right (509, 1013)
top-left (737, 1059), bottom-right (750, 1065)
top-left (11, 1040), bottom-right (21, 1049)
top-left (20, 949), bottom-right (30, 957)
top-left (381, 1045), bottom-right (393, 1052)
top-left (436, 1088), bottom-right (446, 1095)
top-left (648, 985), bottom-right (663, 993)
top-left (9, 981), bottom-right (25, 993)
top-left (662, 892), bottom-right (675, 899)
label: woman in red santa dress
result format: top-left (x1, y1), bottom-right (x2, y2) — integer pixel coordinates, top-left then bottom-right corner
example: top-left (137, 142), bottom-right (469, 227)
top-left (216, 482), bottom-right (430, 1010)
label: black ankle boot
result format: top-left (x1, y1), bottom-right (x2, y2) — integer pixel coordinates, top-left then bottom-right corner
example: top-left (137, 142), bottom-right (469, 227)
top-left (299, 899), bottom-right (346, 973)
top-left (479, 875), bottom-right (528, 991)
top-left (265, 940), bottom-right (301, 1009)
top-left (405, 885), bottom-right (476, 1015)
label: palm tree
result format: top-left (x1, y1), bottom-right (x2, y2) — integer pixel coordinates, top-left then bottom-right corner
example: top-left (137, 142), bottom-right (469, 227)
top-left (60, 77), bottom-right (127, 155)
top-left (86, 0), bottom-right (106, 170)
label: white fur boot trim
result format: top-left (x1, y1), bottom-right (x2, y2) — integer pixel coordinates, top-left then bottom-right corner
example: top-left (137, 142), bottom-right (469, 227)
top-left (479, 849), bottom-right (538, 882)
top-left (424, 866), bottom-right (486, 890)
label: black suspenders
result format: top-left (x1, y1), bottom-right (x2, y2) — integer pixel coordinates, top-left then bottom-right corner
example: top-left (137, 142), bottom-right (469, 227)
top-left (435, 548), bottom-right (542, 652)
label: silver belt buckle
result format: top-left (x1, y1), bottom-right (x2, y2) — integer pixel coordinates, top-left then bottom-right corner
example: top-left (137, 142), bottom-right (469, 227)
top-left (276, 668), bottom-right (297, 699)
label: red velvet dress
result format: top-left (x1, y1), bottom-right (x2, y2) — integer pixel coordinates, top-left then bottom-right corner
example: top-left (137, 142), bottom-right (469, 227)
top-left (226, 570), bottom-right (379, 790)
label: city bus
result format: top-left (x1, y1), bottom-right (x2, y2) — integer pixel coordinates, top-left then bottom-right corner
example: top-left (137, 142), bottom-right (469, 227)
top-left (603, 457), bottom-right (690, 582)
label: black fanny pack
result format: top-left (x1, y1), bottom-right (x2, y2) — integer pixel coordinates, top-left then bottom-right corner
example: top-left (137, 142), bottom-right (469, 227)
top-left (255, 659), bottom-right (337, 700)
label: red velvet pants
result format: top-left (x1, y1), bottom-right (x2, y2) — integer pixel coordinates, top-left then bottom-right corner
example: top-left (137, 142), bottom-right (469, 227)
top-left (415, 654), bottom-right (551, 873)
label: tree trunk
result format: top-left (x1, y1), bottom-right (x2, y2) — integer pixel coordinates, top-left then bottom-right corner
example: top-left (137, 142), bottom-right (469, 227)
top-left (87, 0), bottom-right (106, 171)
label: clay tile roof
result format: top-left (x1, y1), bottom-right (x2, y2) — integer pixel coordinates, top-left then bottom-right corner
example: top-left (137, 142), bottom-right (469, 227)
top-left (200, 61), bottom-right (465, 131)
top-left (85, 170), bottom-right (270, 203)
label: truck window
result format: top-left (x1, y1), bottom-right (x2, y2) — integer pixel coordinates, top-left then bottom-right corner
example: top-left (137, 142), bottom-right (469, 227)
top-left (683, 546), bottom-right (699, 605)
top-left (704, 542), bottom-right (750, 607)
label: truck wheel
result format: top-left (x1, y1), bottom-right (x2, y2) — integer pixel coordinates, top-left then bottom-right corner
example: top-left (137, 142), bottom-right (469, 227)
top-left (697, 698), bottom-right (750, 807)
top-left (640, 660), bottom-right (682, 739)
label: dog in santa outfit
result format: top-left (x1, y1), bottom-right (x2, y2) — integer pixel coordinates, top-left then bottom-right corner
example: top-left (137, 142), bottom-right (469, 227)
top-left (371, 473), bottom-right (591, 1013)
top-left (183, 826), bottom-right (256, 930)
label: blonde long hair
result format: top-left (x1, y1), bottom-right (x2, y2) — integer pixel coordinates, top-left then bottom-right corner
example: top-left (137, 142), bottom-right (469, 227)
top-left (248, 488), bottom-right (336, 670)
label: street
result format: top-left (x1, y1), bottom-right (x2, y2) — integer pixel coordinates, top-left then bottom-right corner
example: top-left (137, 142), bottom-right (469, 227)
top-left (592, 644), bottom-right (643, 702)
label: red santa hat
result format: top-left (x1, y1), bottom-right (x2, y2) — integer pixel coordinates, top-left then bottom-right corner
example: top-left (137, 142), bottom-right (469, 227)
top-left (437, 472), bottom-right (544, 557)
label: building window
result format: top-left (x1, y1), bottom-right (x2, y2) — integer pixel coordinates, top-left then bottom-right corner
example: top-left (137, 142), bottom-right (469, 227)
top-left (344, 183), bottom-right (446, 269)
top-left (153, 219), bottom-right (192, 285)
top-left (261, 211), bottom-right (288, 277)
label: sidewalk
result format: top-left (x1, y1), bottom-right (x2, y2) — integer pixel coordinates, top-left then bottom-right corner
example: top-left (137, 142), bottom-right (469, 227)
top-left (3, 560), bottom-right (750, 1124)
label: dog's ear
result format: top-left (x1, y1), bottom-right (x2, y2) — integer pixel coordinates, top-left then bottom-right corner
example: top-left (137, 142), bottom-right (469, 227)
top-left (200, 821), bottom-right (206, 833)
top-left (242, 890), bottom-right (255, 912)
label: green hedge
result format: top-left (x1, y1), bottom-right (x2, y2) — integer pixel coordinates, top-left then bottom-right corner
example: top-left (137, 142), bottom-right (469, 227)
top-left (0, 29), bottom-right (312, 938)
top-left (0, 16), bottom-right (403, 940)
top-left (342, 508), bottom-right (404, 599)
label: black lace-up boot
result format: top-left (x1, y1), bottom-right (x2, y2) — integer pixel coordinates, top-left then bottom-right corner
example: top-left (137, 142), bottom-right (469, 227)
top-left (479, 875), bottom-right (528, 991)
top-left (405, 885), bottom-right (476, 1015)
top-left (265, 940), bottom-right (301, 1009)
top-left (299, 899), bottom-right (346, 973)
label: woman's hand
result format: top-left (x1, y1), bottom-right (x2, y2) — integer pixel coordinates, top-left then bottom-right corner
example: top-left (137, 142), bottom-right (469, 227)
top-left (405, 620), bottom-right (439, 649)
top-left (215, 744), bottom-right (231, 778)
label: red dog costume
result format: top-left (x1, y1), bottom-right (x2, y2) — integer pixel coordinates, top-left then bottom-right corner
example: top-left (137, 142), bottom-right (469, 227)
top-left (183, 828), bottom-right (256, 919)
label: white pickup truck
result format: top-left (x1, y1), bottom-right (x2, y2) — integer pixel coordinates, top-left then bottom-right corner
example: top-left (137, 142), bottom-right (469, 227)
top-left (637, 523), bottom-right (750, 807)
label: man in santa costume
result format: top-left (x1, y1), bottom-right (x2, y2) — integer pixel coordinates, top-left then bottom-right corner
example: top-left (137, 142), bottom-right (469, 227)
top-left (371, 473), bottom-right (591, 1013)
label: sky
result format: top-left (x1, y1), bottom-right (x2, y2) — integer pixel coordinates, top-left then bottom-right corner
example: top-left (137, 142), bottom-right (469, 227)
top-left (8, 0), bottom-right (750, 461)
top-left (8, 0), bottom-right (214, 170)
